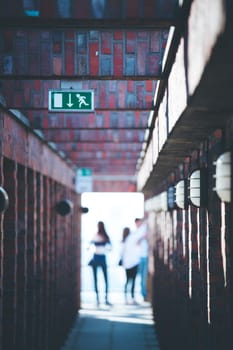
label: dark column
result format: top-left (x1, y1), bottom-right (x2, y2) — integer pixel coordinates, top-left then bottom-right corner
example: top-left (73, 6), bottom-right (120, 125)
top-left (42, 176), bottom-right (50, 350)
top-left (25, 168), bottom-right (36, 350)
top-left (2, 158), bottom-right (17, 350)
top-left (35, 172), bottom-right (43, 350)
top-left (16, 164), bottom-right (27, 349)
top-left (48, 179), bottom-right (56, 349)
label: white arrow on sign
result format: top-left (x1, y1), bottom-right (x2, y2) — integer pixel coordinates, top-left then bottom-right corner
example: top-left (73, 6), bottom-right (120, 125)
top-left (67, 93), bottom-right (73, 108)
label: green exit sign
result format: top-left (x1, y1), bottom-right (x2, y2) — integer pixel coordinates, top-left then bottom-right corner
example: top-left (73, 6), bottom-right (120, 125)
top-left (77, 168), bottom-right (92, 176)
top-left (76, 168), bottom-right (93, 193)
top-left (48, 90), bottom-right (94, 112)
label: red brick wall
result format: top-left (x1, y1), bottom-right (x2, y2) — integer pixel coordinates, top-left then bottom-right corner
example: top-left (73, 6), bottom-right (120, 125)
top-left (0, 0), bottom-right (178, 19)
top-left (0, 108), bottom-right (81, 350)
top-left (0, 29), bottom-right (167, 78)
top-left (148, 130), bottom-right (233, 350)
top-left (1, 110), bottom-right (75, 187)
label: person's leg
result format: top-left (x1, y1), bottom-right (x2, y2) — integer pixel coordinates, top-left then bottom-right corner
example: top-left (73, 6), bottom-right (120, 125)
top-left (140, 257), bottom-right (148, 299)
top-left (92, 266), bottom-right (99, 304)
top-left (125, 269), bottom-right (131, 303)
top-left (101, 264), bottom-right (110, 304)
top-left (130, 265), bottom-right (138, 300)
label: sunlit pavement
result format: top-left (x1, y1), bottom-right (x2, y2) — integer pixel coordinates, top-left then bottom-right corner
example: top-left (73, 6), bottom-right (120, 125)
top-left (60, 265), bottom-right (160, 350)
top-left (60, 266), bottom-right (161, 350)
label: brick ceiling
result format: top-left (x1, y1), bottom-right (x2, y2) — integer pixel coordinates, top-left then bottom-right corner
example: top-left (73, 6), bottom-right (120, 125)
top-left (0, 0), bottom-right (178, 191)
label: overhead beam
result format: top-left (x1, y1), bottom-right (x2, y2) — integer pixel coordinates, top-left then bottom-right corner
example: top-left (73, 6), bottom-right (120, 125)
top-left (0, 74), bottom-right (163, 81)
top-left (0, 29), bottom-right (167, 79)
top-left (75, 159), bottom-right (137, 164)
top-left (34, 127), bottom-right (148, 131)
top-left (1, 80), bottom-right (157, 111)
top-left (19, 107), bottom-right (153, 111)
top-left (0, 18), bottom-right (175, 30)
top-left (47, 140), bottom-right (145, 144)
top-left (58, 143), bottom-right (143, 151)
top-left (67, 150), bottom-right (141, 157)
top-left (69, 156), bottom-right (141, 161)
top-left (93, 174), bottom-right (136, 181)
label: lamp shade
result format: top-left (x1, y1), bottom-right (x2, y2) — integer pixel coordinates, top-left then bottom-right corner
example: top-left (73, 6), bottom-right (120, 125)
top-left (175, 179), bottom-right (188, 209)
top-left (189, 170), bottom-right (201, 206)
top-left (79, 206), bottom-right (89, 214)
top-left (0, 187), bottom-right (9, 213)
top-left (167, 185), bottom-right (176, 210)
top-left (145, 191), bottom-right (168, 212)
top-left (161, 191), bottom-right (168, 211)
top-left (214, 151), bottom-right (231, 203)
top-left (188, 169), bottom-right (208, 207)
top-left (55, 199), bottom-right (74, 216)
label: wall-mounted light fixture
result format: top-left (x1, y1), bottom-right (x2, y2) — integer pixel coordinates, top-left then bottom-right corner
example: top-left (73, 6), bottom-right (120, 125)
top-left (55, 199), bottom-right (74, 216)
top-left (214, 151), bottom-right (231, 203)
top-left (79, 206), bottom-right (89, 214)
top-left (0, 187), bottom-right (9, 213)
top-left (167, 185), bottom-right (176, 210)
top-left (175, 179), bottom-right (188, 209)
top-left (145, 191), bottom-right (168, 212)
top-left (188, 168), bottom-right (208, 207)
top-left (160, 191), bottom-right (168, 211)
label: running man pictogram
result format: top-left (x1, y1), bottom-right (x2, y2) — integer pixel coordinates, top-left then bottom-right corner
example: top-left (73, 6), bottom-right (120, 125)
top-left (76, 94), bottom-right (89, 107)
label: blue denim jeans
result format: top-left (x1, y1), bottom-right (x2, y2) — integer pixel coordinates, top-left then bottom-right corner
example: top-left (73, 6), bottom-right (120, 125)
top-left (139, 257), bottom-right (148, 298)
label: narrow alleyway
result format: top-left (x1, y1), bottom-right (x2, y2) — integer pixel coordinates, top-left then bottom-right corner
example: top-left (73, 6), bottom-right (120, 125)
top-left (1, 2), bottom-right (233, 350)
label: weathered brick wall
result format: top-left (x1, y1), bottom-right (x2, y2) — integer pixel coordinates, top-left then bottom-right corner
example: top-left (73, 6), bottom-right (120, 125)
top-left (147, 129), bottom-right (233, 350)
top-left (1, 80), bottom-right (157, 111)
top-left (1, 109), bottom-right (75, 186)
top-left (0, 0), bottom-right (178, 19)
top-left (0, 29), bottom-right (167, 78)
top-left (0, 108), bottom-right (81, 350)
top-left (94, 179), bottom-right (136, 192)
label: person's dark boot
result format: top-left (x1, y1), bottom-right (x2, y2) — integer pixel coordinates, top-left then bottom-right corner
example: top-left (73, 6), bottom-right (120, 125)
top-left (96, 293), bottom-right (100, 306)
top-left (105, 295), bottom-right (111, 306)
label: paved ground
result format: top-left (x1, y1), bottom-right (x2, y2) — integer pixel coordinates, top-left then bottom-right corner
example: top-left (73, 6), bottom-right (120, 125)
top-left (60, 291), bottom-right (161, 350)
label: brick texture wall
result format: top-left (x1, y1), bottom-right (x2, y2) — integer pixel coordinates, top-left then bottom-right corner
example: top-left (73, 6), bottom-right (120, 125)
top-left (0, 29), bottom-right (167, 78)
top-left (0, 0), bottom-right (178, 19)
top-left (147, 130), bottom-right (233, 350)
top-left (0, 108), bottom-right (81, 350)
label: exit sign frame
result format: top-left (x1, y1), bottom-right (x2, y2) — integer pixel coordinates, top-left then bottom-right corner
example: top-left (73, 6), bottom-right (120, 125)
top-left (48, 89), bottom-right (94, 112)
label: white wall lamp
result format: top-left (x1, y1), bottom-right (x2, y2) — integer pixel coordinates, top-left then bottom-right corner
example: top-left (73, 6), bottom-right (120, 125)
top-left (145, 191), bottom-right (168, 212)
top-left (175, 179), bottom-right (188, 209)
top-left (160, 191), bottom-right (168, 211)
top-left (0, 187), bottom-right (9, 213)
top-left (213, 151), bottom-right (231, 203)
top-left (167, 185), bottom-right (176, 210)
top-left (188, 168), bottom-right (208, 207)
